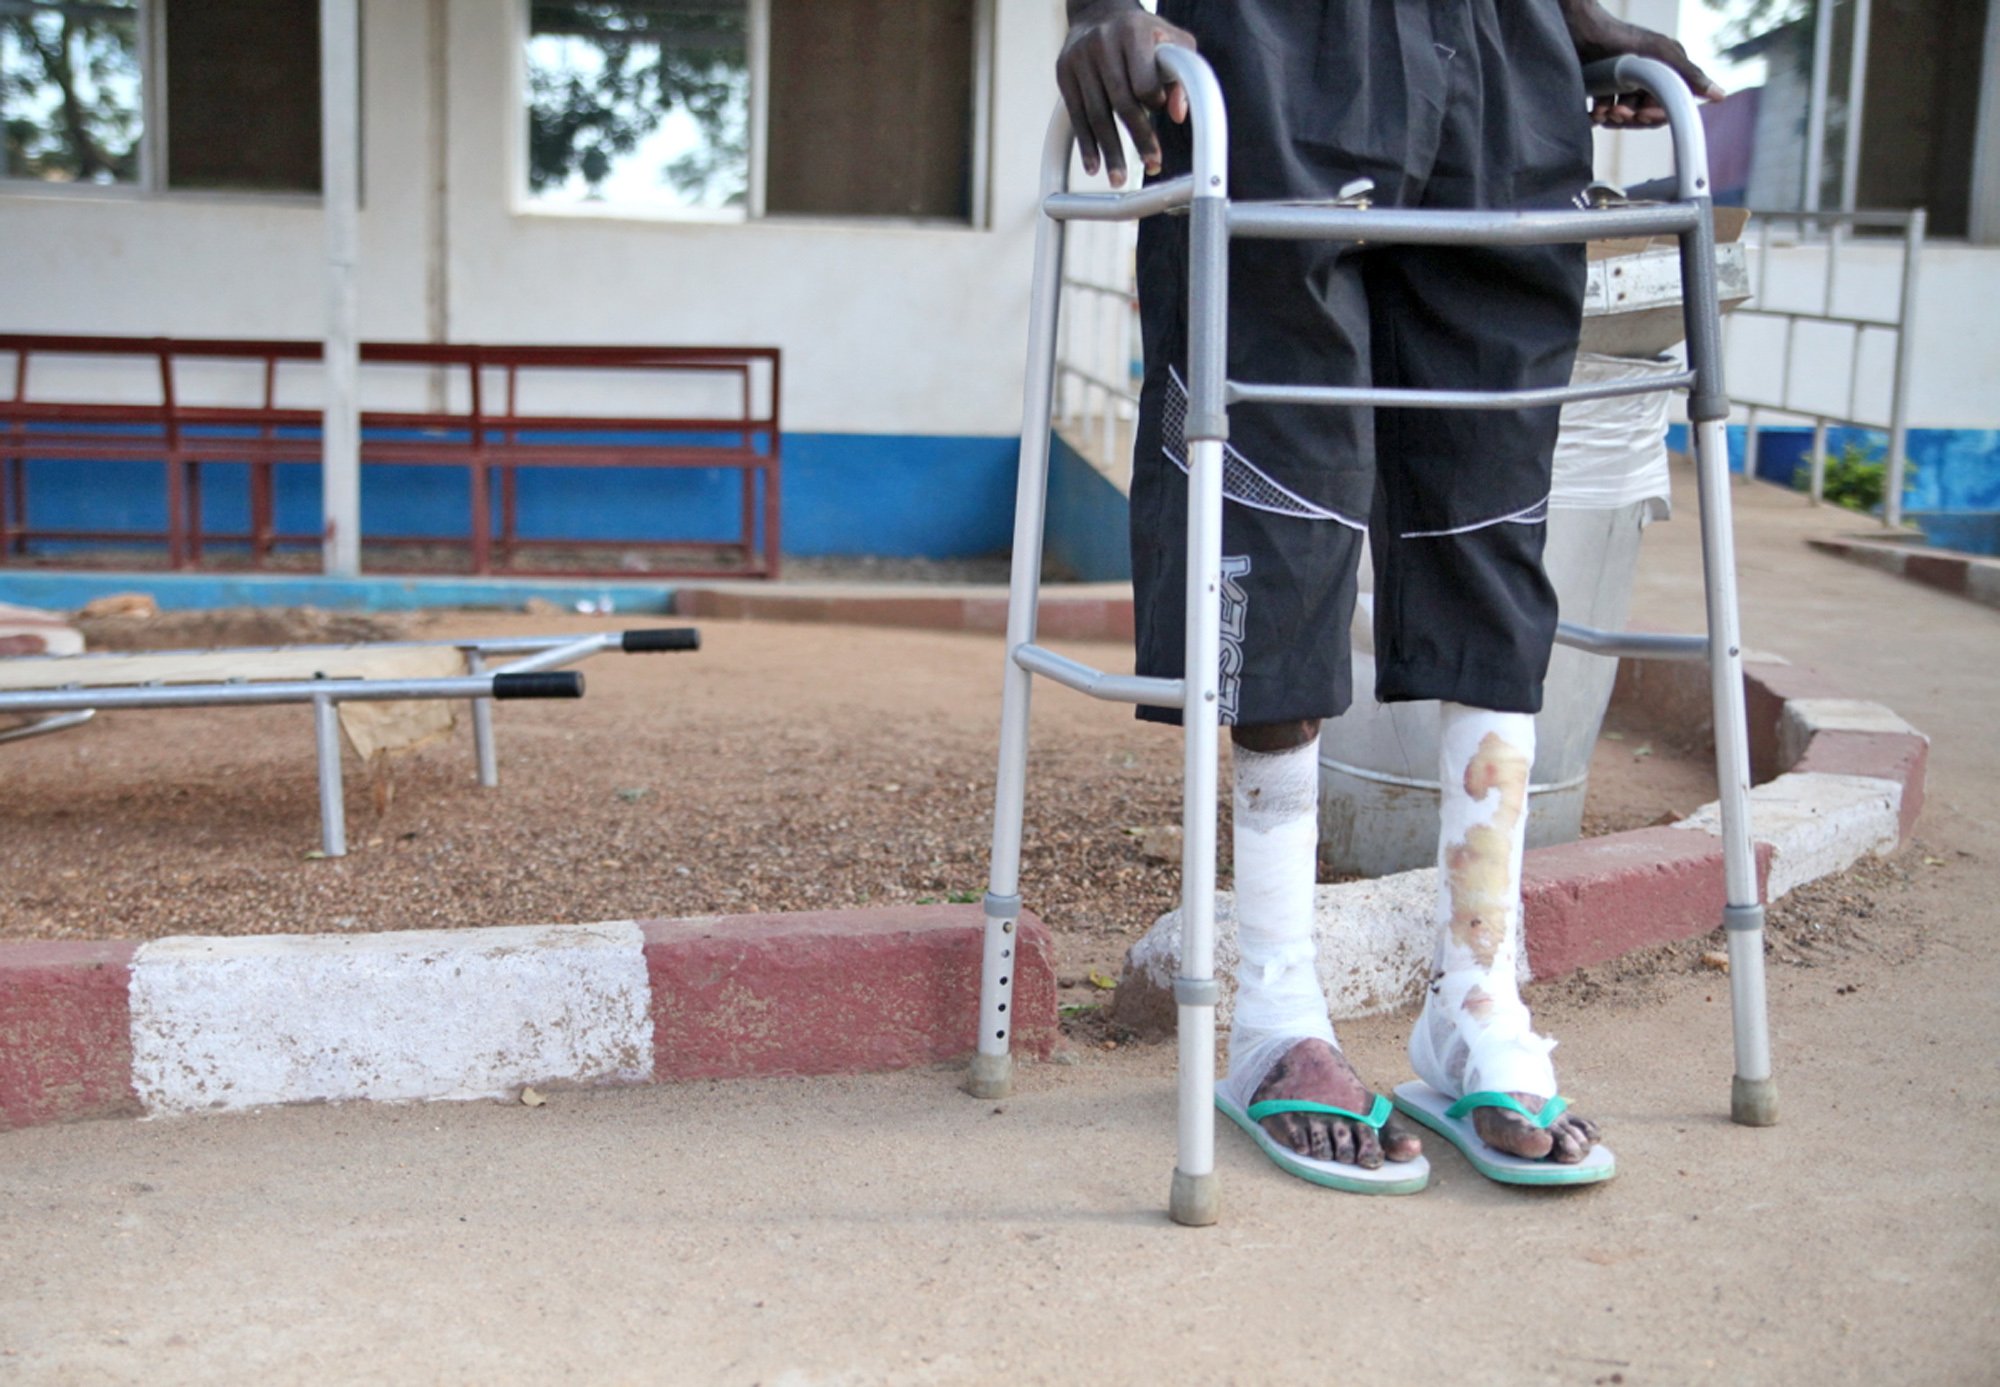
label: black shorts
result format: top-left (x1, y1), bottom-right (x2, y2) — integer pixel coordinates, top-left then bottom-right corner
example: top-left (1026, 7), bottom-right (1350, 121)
top-left (1131, 0), bottom-right (1595, 725)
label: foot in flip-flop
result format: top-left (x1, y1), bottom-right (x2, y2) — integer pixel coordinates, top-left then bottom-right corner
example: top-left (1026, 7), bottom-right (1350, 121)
top-left (1392, 1082), bottom-right (1615, 1187)
top-left (1473, 1091), bottom-right (1602, 1163)
top-left (1216, 1038), bottom-right (1430, 1195)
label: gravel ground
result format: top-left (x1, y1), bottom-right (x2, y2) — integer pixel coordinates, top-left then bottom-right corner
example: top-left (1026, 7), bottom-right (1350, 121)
top-left (2, 608), bottom-right (1718, 989)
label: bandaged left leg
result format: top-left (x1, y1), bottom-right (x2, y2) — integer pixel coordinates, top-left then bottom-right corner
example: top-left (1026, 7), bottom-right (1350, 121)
top-left (1408, 704), bottom-right (1558, 1101)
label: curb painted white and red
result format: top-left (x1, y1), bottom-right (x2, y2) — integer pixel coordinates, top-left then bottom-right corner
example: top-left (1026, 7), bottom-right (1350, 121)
top-left (0, 593), bottom-right (1926, 1131)
top-left (0, 908), bottom-right (1060, 1131)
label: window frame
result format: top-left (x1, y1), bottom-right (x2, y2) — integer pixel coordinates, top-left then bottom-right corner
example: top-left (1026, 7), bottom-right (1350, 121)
top-left (0, 0), bottom-right (327, 205)
top-left (515, 0), bottom-right (995, 230)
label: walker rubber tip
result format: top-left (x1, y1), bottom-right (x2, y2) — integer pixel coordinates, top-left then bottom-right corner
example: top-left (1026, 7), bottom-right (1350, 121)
top-left (1731, 1075), bottom-right (1778, 1127)
top-left (1169, 1168), bottom-right (1219, 1227)
top-left (966, 1052), bottom-right (1014, 1100)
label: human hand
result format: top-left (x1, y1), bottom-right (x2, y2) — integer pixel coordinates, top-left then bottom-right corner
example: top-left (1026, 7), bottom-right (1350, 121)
top-left (1559, 0), bottom-right (1726, 127)
top-left (1056, 0), bottom-right (1199, 186)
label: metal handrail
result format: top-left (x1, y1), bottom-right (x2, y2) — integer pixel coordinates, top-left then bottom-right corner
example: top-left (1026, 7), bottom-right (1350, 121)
top-left (1727, 205), bottom-right (1925, 528)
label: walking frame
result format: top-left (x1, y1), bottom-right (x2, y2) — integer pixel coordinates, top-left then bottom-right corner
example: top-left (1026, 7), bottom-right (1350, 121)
top-left (972, 50), bottom-right (1776, 1227)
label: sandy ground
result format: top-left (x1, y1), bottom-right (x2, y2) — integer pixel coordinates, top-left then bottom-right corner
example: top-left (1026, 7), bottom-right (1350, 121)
top-left (2, 470), bottom-right (1997, 1384)
top-left (0, 608), bottom-right (1714, 996)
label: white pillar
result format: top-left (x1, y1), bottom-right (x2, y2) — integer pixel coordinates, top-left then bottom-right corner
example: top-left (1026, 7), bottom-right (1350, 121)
top-left (1839, 0), bottom-right (1871, 214)
top-left (1803, 0), bottom-right (1835, 215)
top-left (1971, 0), bottom-right (2000, 243)
top-left (320, 0), bottom-right (362, 577)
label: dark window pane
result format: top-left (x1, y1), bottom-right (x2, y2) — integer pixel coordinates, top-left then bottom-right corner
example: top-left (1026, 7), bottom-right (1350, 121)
top-left (1856, 0), bottom-right (1984, 237)
top-left (165, 0), bottom-right (322, 193)
top-left (1, 1), bottom-right (142, 184)
top-left (765, 0), bottom-right (973, 220)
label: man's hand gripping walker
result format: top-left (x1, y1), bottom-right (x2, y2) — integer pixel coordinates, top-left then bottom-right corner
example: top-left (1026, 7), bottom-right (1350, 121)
top-left (972, 49), bottom-right (1772, 1227)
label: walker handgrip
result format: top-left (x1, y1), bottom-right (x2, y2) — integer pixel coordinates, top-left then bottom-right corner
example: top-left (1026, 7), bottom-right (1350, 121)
top-left (621, 627), bottom-right (701, 653)
top-left (1578, 56), bottom-right (1710, 202)
top-left (492, 672), bottom-right (584, 699)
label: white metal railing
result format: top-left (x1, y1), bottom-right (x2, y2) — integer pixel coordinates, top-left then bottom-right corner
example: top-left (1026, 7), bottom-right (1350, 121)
top-left (1730, 207), bottom-right (1925, 528)
top-left (1053, 214), bottom-right (1140, 482)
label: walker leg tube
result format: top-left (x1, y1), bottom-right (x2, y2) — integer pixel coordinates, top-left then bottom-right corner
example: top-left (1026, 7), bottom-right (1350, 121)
top-left (468, 652), bottom-right (499, 788)
top-left (1168, 184), bottom-right (1231, 1228)
top-left (973, 129), bottom-right (1071, 1101)
top-left (1681, 201), bottom-right (1776, 1124)
top-left (1172, 437), bottom-right (1224, 1228)
top-left (313, 692), bottom-right (348, 859)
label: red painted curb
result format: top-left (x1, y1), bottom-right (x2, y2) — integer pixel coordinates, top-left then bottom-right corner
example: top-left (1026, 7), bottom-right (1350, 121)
top-left (1808, 538), bottom-right (2000, 613)
top-left (1741, 661), bottom-right (1851, 783)
top-left (1791, 730), bottom-right (1930, 841)
top-left (1521, 829), bottom-right (1775, 979)
top-left (642, 905), bottom-right (1057, 1081)
top-left (0, 941), bottom-right (138, 1132)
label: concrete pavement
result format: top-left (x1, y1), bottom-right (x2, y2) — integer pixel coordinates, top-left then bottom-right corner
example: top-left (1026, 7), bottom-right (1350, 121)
top-left (3, 468), bottom-right (1997, 1384)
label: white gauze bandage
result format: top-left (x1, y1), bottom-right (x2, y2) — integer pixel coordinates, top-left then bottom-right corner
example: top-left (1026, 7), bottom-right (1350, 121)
top-left (1219, 737), bottom-right (1337, 1104)
top-left (1408, 703), bottom-right (1559, 1100)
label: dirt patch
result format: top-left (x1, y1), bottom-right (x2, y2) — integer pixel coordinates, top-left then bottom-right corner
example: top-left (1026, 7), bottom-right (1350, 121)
top-left (75, 605), bottom-right (427, 653)
top-left (1543, 843), bottom-right (1937, 1014)
top-left (5, 610), bottom-right (1723, 994)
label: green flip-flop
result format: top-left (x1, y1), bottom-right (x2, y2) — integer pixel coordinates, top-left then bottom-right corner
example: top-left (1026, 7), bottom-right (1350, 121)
top-left (1216, 1089), bottom-right (1431, 1195)
top-left (1392, 1081), bottom-right (1615, 1187)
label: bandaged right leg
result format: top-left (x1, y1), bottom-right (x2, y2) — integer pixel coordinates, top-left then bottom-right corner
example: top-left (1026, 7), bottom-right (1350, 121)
top-left (1218, 733), bottom-right (1421, 1169)
top-left (1407, 703), bottom-right (1600, 1162)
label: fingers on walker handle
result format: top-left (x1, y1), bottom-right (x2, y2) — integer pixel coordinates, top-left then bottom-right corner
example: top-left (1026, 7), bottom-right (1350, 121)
top-left (621, 627), bottom-right (701, 653)
top-left (492, 671), bottom-right (585, 700)
top-left (1580, 56), bottom-right (1677, 102)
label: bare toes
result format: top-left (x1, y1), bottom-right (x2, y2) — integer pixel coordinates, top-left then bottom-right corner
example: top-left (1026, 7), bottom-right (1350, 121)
top-left (1382, 1114), bottom-right (1424, 1163)
top-left (1548, 1121), bottom-right (1586, 1164)
top-left (1551, 1114), bottom-right (1600, 1163)
top-left (1473, 1107), bottom-right (1555, 1160)
top-left (1332, 1121), bottom-right (1356, 1165)
top-left (1306, 1119), bottom-right (1333, 1163)
top-left (1356, 1123), bottom-right (1385, 1170)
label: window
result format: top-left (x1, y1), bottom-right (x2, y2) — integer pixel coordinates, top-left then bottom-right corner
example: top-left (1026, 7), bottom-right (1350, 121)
top-left (1, 0), bottom-right (328, 194)
top-left (2, 0), bottom-right (144, 185)
top-left (524, 0), bottom-right (988, 223)
top-left (1722, 0), bottom-right (1994, 238)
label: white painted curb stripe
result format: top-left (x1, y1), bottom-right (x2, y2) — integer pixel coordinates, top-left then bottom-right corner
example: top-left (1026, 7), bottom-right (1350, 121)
top-left (129, 922), bottom-right (653, 1115)
top-left (1673, 771), bottom-right (1903, 901)
top-left (1132, 869), bottom-right (1443, 1028)
top-left (1777, 698), bottom-right (1925, 771)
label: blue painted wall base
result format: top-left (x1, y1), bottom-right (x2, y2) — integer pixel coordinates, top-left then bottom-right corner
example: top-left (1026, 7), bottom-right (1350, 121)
top-left (6, 431), bottom-right (1022, 562)
top-left (1046, 434), bottom-right (1132, 583)
top-left (0, 570), bottom-right (677, 614)
top-left (1666, 422), bottom-right (2000, 555)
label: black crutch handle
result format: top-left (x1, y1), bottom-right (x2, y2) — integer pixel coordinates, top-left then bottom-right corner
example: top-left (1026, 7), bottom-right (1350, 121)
top-left (492, 672), bottom-right (585, 699)
top-left (621, 627), bottom-right (701, 653)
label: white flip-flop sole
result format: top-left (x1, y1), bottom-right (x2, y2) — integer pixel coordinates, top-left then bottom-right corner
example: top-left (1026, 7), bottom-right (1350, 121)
top-left (1392, 1081), bottom-right (1615, 1187)
top-left (1216, 1091), bottom-right (1431, 1195)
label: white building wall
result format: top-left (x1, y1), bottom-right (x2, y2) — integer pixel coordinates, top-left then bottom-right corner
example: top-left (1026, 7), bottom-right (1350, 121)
top-left (6, 1), bottom-right (1994, 437)
top-left (0, 2), bottom-right (435, 347)
top-left (0, 0), bottom-right (1067, 437)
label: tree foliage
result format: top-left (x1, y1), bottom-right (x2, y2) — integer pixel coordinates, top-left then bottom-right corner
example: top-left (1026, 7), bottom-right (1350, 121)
top-left (1700, 0), bottom-right (1812, 50)
top-left (2, 5), bottom-right (142, 183)
top-left (526, 1), bottom-right (747, 205)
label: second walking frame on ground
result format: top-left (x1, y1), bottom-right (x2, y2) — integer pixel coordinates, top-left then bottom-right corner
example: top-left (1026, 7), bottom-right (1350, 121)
top-left (972, 49), bottom-right (1775, 1227)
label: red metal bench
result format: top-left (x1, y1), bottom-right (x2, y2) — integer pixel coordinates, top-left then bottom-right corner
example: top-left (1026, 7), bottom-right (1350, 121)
top-left (0, 335), bottom-right (781, 578)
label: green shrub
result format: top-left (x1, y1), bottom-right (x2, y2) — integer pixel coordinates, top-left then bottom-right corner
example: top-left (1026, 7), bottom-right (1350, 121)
top-left (1792, 440), bottom-right (1916, 515)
